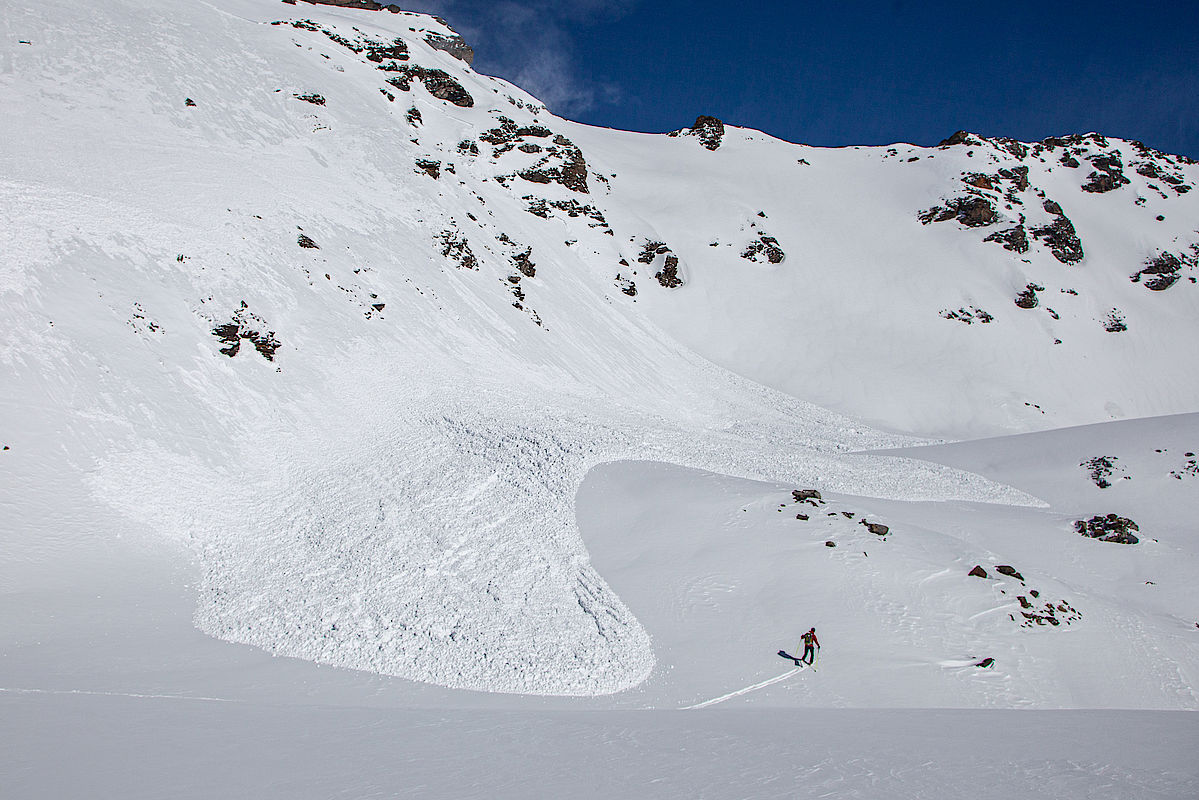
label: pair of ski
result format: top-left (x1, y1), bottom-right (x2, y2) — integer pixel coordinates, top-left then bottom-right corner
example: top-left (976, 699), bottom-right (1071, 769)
top-left (778, 649), bottom-right (817, 671)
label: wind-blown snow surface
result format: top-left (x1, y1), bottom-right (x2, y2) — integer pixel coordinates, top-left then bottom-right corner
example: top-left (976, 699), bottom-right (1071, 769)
top-left (4, 1), bottom-right (1199, 794)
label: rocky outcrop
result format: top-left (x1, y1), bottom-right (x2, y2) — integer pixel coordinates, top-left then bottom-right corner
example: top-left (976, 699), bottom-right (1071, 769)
top-left (667, 115), bottom-right (725, 151)
top-left (436, 229), bottom-right (477, 270)
top-left (968, 565), bottom-right (989, 579)
top-left (741, 233), bottom-right (785, 264)
top-left (919, 196), bottom-right (998, 227)
top-left (386, 66), bottom-right (473, 107)
top-left (984, 224), bottom-right (1029, 253)
top-left (1080, 456), bottom-right (1120, 489)
top-left (211, 301), bottom-right (280, 361)
top-left (636, 240), bottom-right (684, 288)
top-left (1074, 514), bottom-right (1139, 544)
top-left (1030, 200), bottom-right (1084, 264)
top-left (1081, 152), bottom-right (1130, 193)
top-left (1131, 252), bottom-right (1183, 291)
top-left (1014, 283), bottom-right (1043, 309)
top-left (425, 32), bottom-right (473, 64)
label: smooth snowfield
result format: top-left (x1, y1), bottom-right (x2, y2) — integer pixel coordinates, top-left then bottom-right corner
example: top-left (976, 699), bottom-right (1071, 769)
top-left (4, 692), bottom-right (1197, 800)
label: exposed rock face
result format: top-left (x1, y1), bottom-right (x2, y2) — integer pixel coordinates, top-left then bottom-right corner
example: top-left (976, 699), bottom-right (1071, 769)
top-left (436, 229), bottom-right (477, 269)
top-left (741, 233), bottom-right (786, 264)
top-left (425, 32), bottom-right (474, 64)
top-left (386, 66), bottom-right (473, 107)
top-left (297, 233), bottom-right (319, 249)
top-left (1081, 152), bottom-right (1130, 193)
top-left (919, 196), bottom-right (998, 227)
top-left (1030, 201), bottom-right (1084, 264)
top-left (415, 159), bottom-right (440, 179)
top-left (1014, 282), bottom-right (1043, 309)
top-left (984, 224), bottom-right (1029, 253)
top-left (792, 489), bottom-right (822, 503)
top-left (1131, 252), bottom-right (1183, 291)
top-left (995, 565), bottom-right (1024, 581)
top-left (968, 565), bottom-right (989, 579)
top-left (211, 301), bottom-right (280, 361)
top-left (635, 240), bottom-right (683, 288)
top-left (1103, 308), bottom-right (1127, 332)
top-left (1075, 514), bottom-right (1140, 544)
top-left (1080, 456), bottom-right (1119, 489)
top-left (668, 115), bottom-right (725, 151)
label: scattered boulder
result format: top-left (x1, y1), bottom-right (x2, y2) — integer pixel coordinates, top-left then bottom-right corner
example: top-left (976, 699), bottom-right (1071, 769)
top-left (825, 541), bottom-right (836, 547)
top-left (995, 565), bottom-right (1024, 581)
top-left (1074, 514), bottom-right (1139, 544)
top-left (861, 521), bottom-right (889, 536)
top-left (297, 233), bottom-right (319, 249)
top-left (975, 657), bottom-right (995, 668)
top-left (1080, 456), bottom-right (1120, 489)
top-left (792, 489), bottom-right (822, 502)
top-left (415, 159), bottom-right (440, 179)
top-left (968, 565), bottom-right (988, 579)
top-left (1014, 282), bottom-right (1044, 309)
top-left (293, 92), bottom-right (325, 105)
top-left (940, 306), bottom-right (994, 324)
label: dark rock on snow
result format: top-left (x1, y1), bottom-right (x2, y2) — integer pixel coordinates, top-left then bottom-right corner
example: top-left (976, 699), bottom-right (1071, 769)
top-left (1075, 514), bottom-right (1139, 544)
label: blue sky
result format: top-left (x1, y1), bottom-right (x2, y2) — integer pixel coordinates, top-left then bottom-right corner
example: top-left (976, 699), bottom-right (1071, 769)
top-left (407, 1), bottom-right (1199, 157)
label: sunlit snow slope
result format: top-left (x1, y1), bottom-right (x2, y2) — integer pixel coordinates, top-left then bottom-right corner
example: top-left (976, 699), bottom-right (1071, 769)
top-left (2, 0), bottom-right (1196, 704)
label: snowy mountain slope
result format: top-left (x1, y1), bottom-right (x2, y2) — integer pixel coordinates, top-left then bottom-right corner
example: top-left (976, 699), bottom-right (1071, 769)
top-left (1, 0), bottom-right (1196, 717)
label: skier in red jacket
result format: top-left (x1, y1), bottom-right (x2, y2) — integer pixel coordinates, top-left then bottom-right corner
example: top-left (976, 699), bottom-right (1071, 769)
top-left (800, 627), bottom-right (820, 665)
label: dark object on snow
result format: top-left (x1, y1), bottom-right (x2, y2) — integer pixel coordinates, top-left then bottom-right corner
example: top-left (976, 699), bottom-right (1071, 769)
top-left (425, 32), bottom-right (474, 64)
top-left (825, 541), bottom-right (836, 547)
top-left (1074, 514), bottom-right (1140, 544)
top-left (212, 301), bottom-right (280, 361)
top-left (667, 115), bottom-right (725, 151)
top-left (792, 489), bottom-right (822, 503)
top-left (968, 565), bottom-right (988, 579)
top-left (1014, 283), bottom-right (1043, 309)
top-left (975, 657), bottom-right (995, 668)
top-left (1081, 456), bottom-right (1118, 488)
top-left (1131, 252), bottom-right (1182, 291)
top-left (297, 233), bottom-right (319, 249)
top-left (293, 92), bottom-right (326, 105)
top-left (184, 97), bottom-right (196, 107)
top-left (796, 513), bottom-right (809, 521)
top-left (861, 520), bottom-right (889, 536)
top-left (995, 565), bottom-right (1024, 581)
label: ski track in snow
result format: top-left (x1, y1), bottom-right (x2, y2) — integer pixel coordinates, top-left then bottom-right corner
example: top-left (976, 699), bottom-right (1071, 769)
top-left (684, 665), bottom-right (807, 709)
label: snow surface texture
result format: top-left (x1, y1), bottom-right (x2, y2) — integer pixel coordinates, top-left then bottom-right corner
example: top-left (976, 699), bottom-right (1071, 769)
top-left (0, 0), bottom-right (1196, 707)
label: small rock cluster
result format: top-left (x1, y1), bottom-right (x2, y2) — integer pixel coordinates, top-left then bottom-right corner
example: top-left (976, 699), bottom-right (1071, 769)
top-left (968, 564), bottom-right (1082, 627)
top-left (1074, 514), bottom-right (1140, 544)
top-left (211, 301), bottom-right (281, 361)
